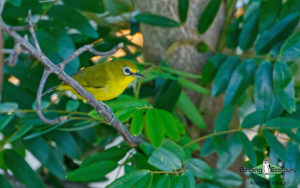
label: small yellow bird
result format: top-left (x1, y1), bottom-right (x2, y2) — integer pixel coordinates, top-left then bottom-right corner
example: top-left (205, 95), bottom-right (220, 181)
top-left (57, 59), bottom-right (143, 102)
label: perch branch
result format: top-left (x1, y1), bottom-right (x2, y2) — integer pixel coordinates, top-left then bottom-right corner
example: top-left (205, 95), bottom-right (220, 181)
top-left (59, 42), bottom-right (123, 69)
top-left (28, 10), bottom-right (41, 52)
top-left (36, 69), bottom-right (66, 124)
top-left (0, 12), bottom-right (142, 145)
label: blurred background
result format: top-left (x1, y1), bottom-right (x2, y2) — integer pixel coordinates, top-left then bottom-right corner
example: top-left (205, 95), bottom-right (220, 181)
top-left (0, 0), bottom-right (300, 187)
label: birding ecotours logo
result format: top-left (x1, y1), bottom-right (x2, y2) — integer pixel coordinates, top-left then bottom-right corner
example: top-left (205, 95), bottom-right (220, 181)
top-left (240, 159), bottom-right (296, 180)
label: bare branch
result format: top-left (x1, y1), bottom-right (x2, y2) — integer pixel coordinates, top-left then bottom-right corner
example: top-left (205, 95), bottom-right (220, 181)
top-left (3, 49), bottom-right (13, 54)
top-left (36, 69), bottom-right (65, 124)
top-left (6, 43), bottom-right (21, 66)
top-left (28, 10), bottom-right (41, 52)
top-left (11, 25), bottom-right (30, 31)
top-left (88, 42), bottom-right (123, 56)
top-left (0, 0), bottom-right (6, 17)
top-left (0, 21), bottom-right (143, 146)
top-left (59, 42), bottom-right (123, 69)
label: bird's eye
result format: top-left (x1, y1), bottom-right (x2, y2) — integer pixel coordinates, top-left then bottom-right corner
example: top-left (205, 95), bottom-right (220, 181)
top-left (123, 67), bottom-right (132, 75)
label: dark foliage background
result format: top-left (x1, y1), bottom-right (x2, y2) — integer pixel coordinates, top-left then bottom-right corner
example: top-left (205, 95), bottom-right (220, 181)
top-left (0, 0), bottom-right (299, 187)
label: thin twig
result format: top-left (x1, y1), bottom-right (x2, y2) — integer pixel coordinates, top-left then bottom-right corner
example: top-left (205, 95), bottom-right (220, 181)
top-left (36, 69), bottom-right (65, 124)
top-left (6, 42), bottom-right (21, 66)
top-left (3, 49), bottom-right (13, 53)
top-left (28, 10), bottom-right (41, 52)
top-left (0, 20), bottom-right (143, 146)
top-left (11, 25), bottom-right (30, 31)
top-left (59, 42), bottom-right (123, 69)
top-left (0, 0), bottom-right (6, 17)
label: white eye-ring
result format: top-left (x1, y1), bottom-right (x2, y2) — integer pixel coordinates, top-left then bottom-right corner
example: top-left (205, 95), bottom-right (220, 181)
top-left (123, 67), bottom-right (132, 75)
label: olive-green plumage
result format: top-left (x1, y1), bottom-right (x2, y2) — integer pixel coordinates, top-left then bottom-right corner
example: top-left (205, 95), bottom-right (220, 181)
top-left (57, 59), bottom-right (143, 102)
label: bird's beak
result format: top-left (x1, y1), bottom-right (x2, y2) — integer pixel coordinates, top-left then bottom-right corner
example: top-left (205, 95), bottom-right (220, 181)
top-left (132, 72), bottom-right (144, 78)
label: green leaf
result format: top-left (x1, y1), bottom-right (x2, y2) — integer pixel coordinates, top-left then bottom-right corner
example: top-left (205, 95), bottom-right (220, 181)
top-left (7, 0), bottom-right (21, 6)
top-left (241, 110), bottom-right (267, 128)
top-left (48, 5), bottom-right (98, 38)
top-left (200, 137), bottom-right (214, 157)
top-left (23, 120), bottom-right (68, 140)
top-left (47, 131), bottom-right (81, 159)
top-left (81, 146), bottom-right (127, 166)
top-left (9, 124), bottom-right (33, 142)
top-left (130, 109), bottom-right (144, 136)
top-left (106, 95), bottom-right (151, 111)
top-left (103, 0), bottom-right (133, 15)
top-left (263, 129), bottom-right (288, 162)
top-left (212, 56), bottom-right (241, 97)
top-left (273, 61), bottom-right (296, 113)
top-left (226, 17), bottom-right (243, 49)
top-left (65, 100), bottom-right (79, 111)
top-left (114, 107), bottom-right (137, 122)
top-left (201, 54), bottom-right (227, 85)
top-left (214, 105), bottom-right (234, 132)
top-left (134, 173), bottom-right (153, 188)
top-left (237, 132), bottom-right (257, 166)
top-left (24, 137), bottom-right (66, 178)
top-left (254, 61), bottom-right (274, 112)
top-left (178, 78), bottom-right (210, 94)
top-left (35, 29), bottom-right (59, 52)
top-left (154, 80), bottom-right (182, 112)
top-left (0, 174), bottom-right (12, 188)
top-left (135, 13), bottom-right (180, 27)
top-left (212, 136), bottom-right (229, 156)
top-left (224, 59), bottom-right (255, 105)
top-left (185, 158), bottom-right (213, 180)
top-left (280, 31), bottom-right (300, 61)
top-left (107, 170), bottom-right (149, 188)
top-left (279, 0), bottom-right (300, 19)
top-left (159, 109), bottom-right (184, 141)
top-left (255, 13), bottom-right (300, 54)
top-left (161, 66), bottom-right (202, 79)
top-left (153, 174), bottom-right (170, 188)
top-left (214, 169), bottom-right (242, 187)
top-left (0, 102), bottom-right (18, 113)
top-left (198, 0), bottom-right (221, 34)
top-left (170, 175), bottom-right (185, 188)
top-left (178, 0), bottom-right (189, 23)
top-left (259, 0), bottom-right (282, 32)
top-left (3, 150), bottom-right (45, 188)
top-left (52, 29), bottom-right (80, 75)
top-left (0, 114), bottom-right (15, 131)
top-left (177, 92), bottom-right (206, 129)
top-left (148, 148), bottom-right (182, 172)
top-left (265, 117), bottom-right (300, 129)
top-left (161, 139), bottom-right (185, 162)
top-left (66, 161), bottom-right (117, 181)
top-left (217, 133), bottom-right (242, 169)
top-left (184, 170), bottom-right (196, 188)
top-left (145, 109), bottom-right (164, 147)
top-left (63, 0), bottom-right (104, 13)
top-left (238, 12), bottom-right (259, 51)
top-left (140, 142), bottom-right (156, 156)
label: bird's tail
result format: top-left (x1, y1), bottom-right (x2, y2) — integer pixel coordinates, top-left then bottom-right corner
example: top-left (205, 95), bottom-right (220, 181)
top-left (42, 86), bottom-right (57, 96)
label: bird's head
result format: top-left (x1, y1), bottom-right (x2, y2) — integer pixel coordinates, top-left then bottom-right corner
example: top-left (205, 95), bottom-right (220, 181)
top-left (115, 59), bottom-right (144, 79)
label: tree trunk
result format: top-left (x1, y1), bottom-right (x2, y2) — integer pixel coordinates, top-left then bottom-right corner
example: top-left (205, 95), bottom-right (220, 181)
top-left (136, 0), bottom-right (225, 132)
top-left (136, 1), bottom-right (245, 178)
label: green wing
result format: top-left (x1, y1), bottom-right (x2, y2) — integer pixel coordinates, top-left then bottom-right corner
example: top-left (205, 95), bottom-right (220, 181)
top-left (72, 64), bottom-right (109, 88)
